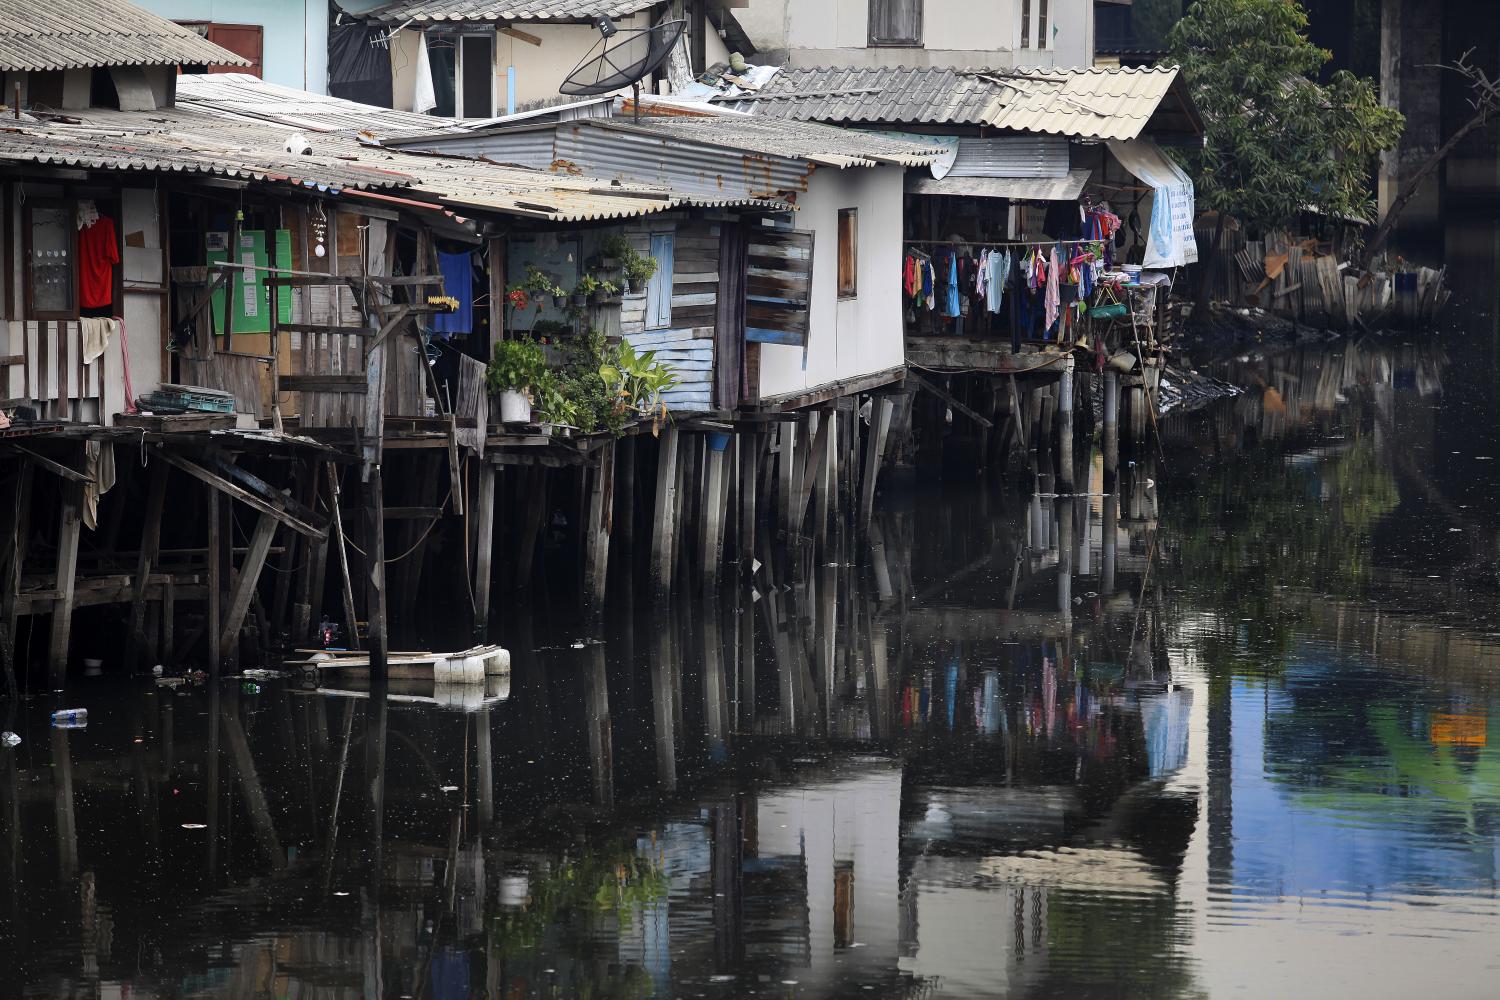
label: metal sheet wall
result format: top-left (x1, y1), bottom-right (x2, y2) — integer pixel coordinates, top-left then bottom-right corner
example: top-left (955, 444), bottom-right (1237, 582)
top-left (553, 125), bottom-right (813, 201)
top-left (948, 136), bottom-right (1070, 179)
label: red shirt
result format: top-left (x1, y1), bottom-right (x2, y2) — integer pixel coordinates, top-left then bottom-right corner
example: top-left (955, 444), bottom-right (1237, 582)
top-left (78, 216), bottom-right (119, 309)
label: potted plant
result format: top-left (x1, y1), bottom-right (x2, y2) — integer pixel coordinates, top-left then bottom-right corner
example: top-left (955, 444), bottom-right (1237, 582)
top-left (602, 235), bottom-right (658, 295)
top-left (486, 337), bottom-right (546, 424)
top-left (575, 273), bottom-right (620, 305)
top-left (530, 367), bottom-right (578, 437)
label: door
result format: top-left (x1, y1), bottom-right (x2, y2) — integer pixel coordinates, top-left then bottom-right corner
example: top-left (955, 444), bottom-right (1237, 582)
top-left (205, 24), bottom-right (264, 77)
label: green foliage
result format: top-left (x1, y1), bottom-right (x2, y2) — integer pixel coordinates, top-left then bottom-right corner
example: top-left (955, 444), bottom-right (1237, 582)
top-left (1167, 0), bottom-right (1405, 233)
top-left (575, 272), bottom-right (620, 299)
top-left (516, 264), bottom-right (565, 299)
top-left (488, 849), bottom-right (670, 961)
top-left (556, 327), bottom-right (626, 437)
top-left (601, 339), bottom-right (679, 432)
top-left (485, 337), bottom-right (545, 394)
top-left (530, 367), bottom-right (578, 427)
top-left (602, 234), bottom-right (659, 286)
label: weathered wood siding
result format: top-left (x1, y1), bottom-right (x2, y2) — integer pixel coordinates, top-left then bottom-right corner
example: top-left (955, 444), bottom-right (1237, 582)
top-left (617, 215), bottom-right (721, 412)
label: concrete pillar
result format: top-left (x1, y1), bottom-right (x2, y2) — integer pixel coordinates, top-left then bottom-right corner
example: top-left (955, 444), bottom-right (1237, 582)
top-left (1379, 0), bottom-right (1446, 242)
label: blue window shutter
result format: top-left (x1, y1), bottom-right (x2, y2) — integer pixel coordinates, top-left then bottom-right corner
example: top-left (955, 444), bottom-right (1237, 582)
top-left (647, 233), bottom-right (674, 329)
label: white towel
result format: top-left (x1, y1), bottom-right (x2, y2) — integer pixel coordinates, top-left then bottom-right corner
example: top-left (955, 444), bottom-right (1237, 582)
top-left (81, 316), bottom-right (118, 365)
top-left (414, 32), bottom-right (437, 114)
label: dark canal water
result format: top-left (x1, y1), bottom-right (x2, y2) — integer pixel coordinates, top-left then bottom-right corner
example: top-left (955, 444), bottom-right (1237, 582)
top-left (6, 230), bottom-right (1500, 998)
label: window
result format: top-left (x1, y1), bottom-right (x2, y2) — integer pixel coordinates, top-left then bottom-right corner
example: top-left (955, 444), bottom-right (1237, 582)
top-left (1020, 0), bottom-right (1051, 50)
top-left (426, 31), bottom-right (496, 117)
top-left (25, 201), bottom-right (77, 319)
top-left (869, 0), bottom-right (922, 46)
top-left (646, 232), bottom-right (675, 329)
top-left (837, 209), bottom-right (857, 299)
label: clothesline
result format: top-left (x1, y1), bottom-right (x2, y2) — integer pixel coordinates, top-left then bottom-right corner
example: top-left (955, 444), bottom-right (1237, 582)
top-left (903, 237), bottom-right (1106, 249)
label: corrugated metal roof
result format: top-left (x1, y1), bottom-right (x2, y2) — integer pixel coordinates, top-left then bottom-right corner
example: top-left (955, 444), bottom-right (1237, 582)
top-left (0, 117), bottom-right (408, 192)
top-left (587, 116), bottom-right (946, 168)
top-left (365, 0), bottom-right (659, 22)
top-left (174, 74), bottom-right (490, 137)
top-left (59, 90), bottom-right (792, 223)
top-left (906, 169), bottom-right (1092, 202)
top-left (0, 0), bottom-right (249, 71)
top-left (719, 65), bottom-right (1201, 142)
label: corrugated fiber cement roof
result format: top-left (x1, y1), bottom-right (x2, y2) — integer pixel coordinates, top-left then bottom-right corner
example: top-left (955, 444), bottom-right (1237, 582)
top-left (365, 0), bottom-right (659, 22)
top-left (718, 65), bottom-right (1199, 143)
top-left (0, 0), bottom-right (248, 71)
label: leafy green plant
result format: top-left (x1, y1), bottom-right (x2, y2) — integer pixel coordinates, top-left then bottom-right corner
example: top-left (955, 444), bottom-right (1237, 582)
top-left (600, 339), bottom-right (678, 433)
top-left (531, 367), bottom-right (578, 430)
top-left (557, 327), bottom-right (624, 437)
top-left (575, 273), bottom-right (620, 300)
top-left (602, 234), bottom-right (658, 287)
top-left (485, 337), bottom-right (545, 394)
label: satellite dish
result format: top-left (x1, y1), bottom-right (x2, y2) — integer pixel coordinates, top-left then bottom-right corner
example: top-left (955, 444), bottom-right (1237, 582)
top-left (560, 17), bottom-right (687, 98)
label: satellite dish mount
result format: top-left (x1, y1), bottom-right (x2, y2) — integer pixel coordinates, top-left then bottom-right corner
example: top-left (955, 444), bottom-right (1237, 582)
top-left (560, 17), bottom-right (687, 121)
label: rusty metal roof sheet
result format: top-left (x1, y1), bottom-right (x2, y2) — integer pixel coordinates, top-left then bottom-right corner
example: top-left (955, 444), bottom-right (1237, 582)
top-left (718, 65), bottom-right (1202, 142)
top-left (365, 0), bottom-right (659, 22)
top-left (174, 74), bottom-right (493, 138)
top-left (0, 0), bottom-right (248, 71)
top-left (18, 93), bottom-right (789, 223)
top-left (587, 115), bottom-right (946, 168)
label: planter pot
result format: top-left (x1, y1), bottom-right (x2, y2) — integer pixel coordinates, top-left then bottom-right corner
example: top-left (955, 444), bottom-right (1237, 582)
top-left (571, 291), bottom-right (588, 307)
top-left (498, 389), bottom-right (532, 424)
top-left (619, 278), bottom-right (634, 295)
top-left (591, 290), bottom-right (610, 304)
top-left (553, 295), bottom-right (568, 309)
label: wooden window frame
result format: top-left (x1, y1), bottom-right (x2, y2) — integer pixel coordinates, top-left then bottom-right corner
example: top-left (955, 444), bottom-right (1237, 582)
top-left (837, 208), bottom-right (858, 300)
top-left (868, 0), bottom-right (923, 47)
top-left (646, 231), bottom-right (675, 330)
top-left (24, 198), bottom-right (78, 321)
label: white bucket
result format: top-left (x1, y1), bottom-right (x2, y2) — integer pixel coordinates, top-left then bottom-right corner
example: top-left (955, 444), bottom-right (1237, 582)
top-left (483, 647), bottom-right (512, 676)
top-left (498, 389), bottom-right (531, 423)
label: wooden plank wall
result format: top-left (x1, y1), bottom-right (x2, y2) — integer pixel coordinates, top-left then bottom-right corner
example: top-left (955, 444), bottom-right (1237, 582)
top-left (7, 320), bottom-right (105, 420)
top-left (617, 217), bottom-right (720, 412)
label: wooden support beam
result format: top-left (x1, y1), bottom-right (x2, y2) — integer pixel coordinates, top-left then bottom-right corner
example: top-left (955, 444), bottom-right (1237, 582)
top-left (909, 373), bottom-right (994, 429)
top-left (813, 411), bottom-right (835, 551)
top-left (777, 421), bottom-right (796, 535)
top-left (219, 513), bottom-right (278, 662)
top-left (1103, 370), bottom-right (1120, 481)
top-left (10, 445), bottom-right (92, 483)
top-left (859, 396), bottom-right (894, 526)
top-left (472, 462), bottom-right (496, 638)
top-left (363, 467), bottom-right (388, 680)
top-left (48, 482), bottom-right (84, 687)
top-left (793, 410), bottom-right (831, 533)
top-left (651, 428), bottom-right (681, 593)
top-left (1058, 356), bottom-right (1076, 491)
top-left (583, 441), bottom-right (615, 615)
top-left (153, 449), bottom-right (326, 539)
top-left (125, 461), bottom-right (168, 671)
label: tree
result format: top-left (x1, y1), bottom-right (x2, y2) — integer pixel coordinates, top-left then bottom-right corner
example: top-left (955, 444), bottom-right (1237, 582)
top-left (1359, 51), bottom-right (1500, 268)
top-left (1168, 0), bottom-right (1405, 237)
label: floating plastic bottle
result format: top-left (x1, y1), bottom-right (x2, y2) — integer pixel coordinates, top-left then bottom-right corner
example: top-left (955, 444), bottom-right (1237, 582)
top-left (51, 708), bottom-right (88, 728)
top-left (1, 731), bottom-right (19, 747)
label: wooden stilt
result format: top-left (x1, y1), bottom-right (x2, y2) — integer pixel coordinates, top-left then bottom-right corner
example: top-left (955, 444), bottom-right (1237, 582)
top-left (1058, 356), bottom-right (1076, 491)
top-left (126, 461), bottom-right (169, 672)
top-left (48, 481), bottom-right (84, 688)
top-left (700, 437), bottom-right (728, 588)
top-left (219, 512), bottom-right (278, 662)
top-left (162, 578), bottom-right (175, 665)
top-left (793, 411), bottom-right (830, 534)
top-left (1103, 370), bottom-right (1120, 482)
top-left (472, 461), bottom-right (496, 638)
top-left (651, 427), bottom-right (680, 594)
top-left (516, 465), bottom-right (548, 590)
top-left (777, 420), bottom-right (797, 535)
top-left (859, 396), bottom-right (894, 526)
top-left (362, 467), bottom-right (388, 681)
top-left (297, 464), bottom-right (331, 645)
top-left (813, 409), bottom-right (835, 551)
top-left (475, 707), bottom-right (494, 831)
top-left (583, 441), bottom-right (615, 616)
top-left (1, 462), bottom-right (34, 695)
top-left (325, 464), bottom-right (360, 650)
top-left (617, 437), bottom-right (636, 557)
top-left (739, 432), bottom-right (759, 568)
top-left (1057, 492), bottom-right (1074, 619)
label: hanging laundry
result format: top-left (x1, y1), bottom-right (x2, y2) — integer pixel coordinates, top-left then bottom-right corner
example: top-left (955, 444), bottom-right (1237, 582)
top-left (1045, 244), bottom-right (1061, 335)
top-left (78, 214), bottom-right (119, 309)
top-left (986, 250), bottom-right (1010, 313)
top-left (433, 251), bottom-right (474, 337)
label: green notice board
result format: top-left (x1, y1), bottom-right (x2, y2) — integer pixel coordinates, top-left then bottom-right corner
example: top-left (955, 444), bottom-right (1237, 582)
top-left (208, 229), bottom-right (292, 336)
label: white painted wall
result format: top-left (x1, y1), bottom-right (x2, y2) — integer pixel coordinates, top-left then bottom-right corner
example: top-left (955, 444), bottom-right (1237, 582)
top-left (737, 0), bottom-right (1094, 69)
top-left (132, 0), bottom-right (327, 92)
top-left (388, 16), bottom-right (731, 114)
top-left (758, 164), bottom-right (906, 403)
